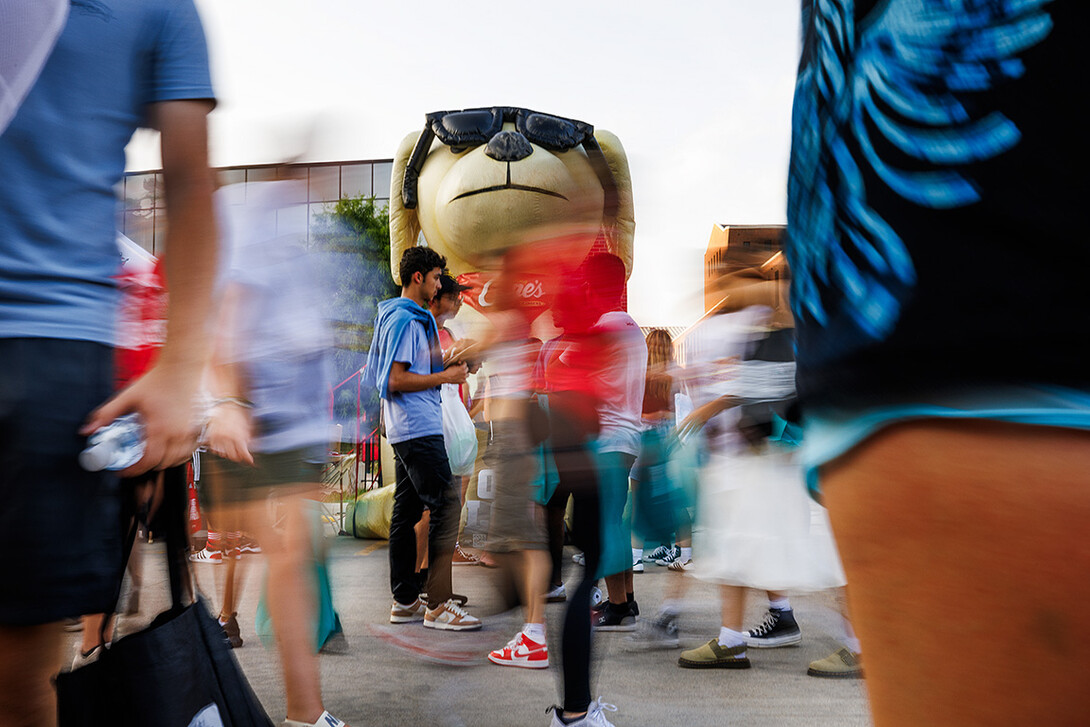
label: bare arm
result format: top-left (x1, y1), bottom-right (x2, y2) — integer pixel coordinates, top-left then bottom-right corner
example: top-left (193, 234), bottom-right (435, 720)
top-left (82, 100), bottom-right (218, 475)
top-left (677, 395), bottom-right (743, 439)
top-left (203, 284), bottom-right (254, 465)
top-left (388, 360), bottom-right (467, 393)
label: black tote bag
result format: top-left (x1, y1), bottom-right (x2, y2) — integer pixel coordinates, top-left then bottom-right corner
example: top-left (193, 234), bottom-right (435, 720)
top-left (55, 466), bottom-right (273, 727)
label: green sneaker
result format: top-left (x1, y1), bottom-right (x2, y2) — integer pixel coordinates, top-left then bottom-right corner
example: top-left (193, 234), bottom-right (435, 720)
top-left (677, 639), bottom-right (751, 669)
top-left (807, 647), bottom-right (863, 679)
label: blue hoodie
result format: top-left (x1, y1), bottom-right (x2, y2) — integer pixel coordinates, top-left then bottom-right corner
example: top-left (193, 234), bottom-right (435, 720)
top-left (364, 297), bottom-right (441, 399)
top-left (364, 297), bottom-right (444, 443)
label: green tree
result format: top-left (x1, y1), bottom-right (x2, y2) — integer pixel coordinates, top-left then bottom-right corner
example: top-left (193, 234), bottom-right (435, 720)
top-left (312, 196), bottom-right (398, 436)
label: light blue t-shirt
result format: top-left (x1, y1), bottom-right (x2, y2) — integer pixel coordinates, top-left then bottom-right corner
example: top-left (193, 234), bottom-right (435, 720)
top-left (0, 0), bottom-right (214, 344)
top-left (382, 317), bottom-right (443, 445)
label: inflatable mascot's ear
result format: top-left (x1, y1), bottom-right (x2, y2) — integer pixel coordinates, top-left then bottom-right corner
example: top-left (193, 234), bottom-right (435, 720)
top-left (389, 106), bottom-right (634, 285)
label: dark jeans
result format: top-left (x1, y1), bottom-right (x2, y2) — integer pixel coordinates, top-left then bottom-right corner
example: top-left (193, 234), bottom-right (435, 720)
top-left (389, 434), bottom-right (459, 609)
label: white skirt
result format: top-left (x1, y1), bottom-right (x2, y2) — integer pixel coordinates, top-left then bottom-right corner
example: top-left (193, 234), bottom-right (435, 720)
top-left (692, 446), bottom-right (846, 591)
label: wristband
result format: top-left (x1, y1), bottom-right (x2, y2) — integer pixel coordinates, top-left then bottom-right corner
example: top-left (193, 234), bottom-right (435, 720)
top-left (212, 396), bottom-right (254, 409)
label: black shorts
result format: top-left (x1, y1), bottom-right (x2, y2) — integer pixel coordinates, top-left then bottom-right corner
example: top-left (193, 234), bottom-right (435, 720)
top-left (0, 338), bottom-right (122, 626)
top-left (202, 446), bottom-right (326, 508)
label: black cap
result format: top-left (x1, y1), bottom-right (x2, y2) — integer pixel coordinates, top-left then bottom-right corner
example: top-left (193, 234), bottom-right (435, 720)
top-left (438, 274), bottom-right (472, 297)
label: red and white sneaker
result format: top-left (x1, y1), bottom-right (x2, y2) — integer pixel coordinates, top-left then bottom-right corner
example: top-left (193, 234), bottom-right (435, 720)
top-left (452, 544), bottom-right (480, 565)
top-left (238, 536), bottom-right (262, 555)
top-left (189, 547), bottom-right (222, 564)
top-left (488, 631), bottom-right (549, 669)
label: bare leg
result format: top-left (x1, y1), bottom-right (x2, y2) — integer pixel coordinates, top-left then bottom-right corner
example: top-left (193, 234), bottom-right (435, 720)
top-left (604, 572), bottom-right (628, 606)
top-left (79, 613), bottom-right (112, 653)
top-left (720, 585), bottom-right (745, 631)
top-left (824, 420), bottom-right (1090, 727)
top-left (234, 490), bottom-right (326, 723)
top-left (415, 509), bottom-right (430, 573)
top-left (0, 623), bottom-right (64, 727)
top-left (219, 550), bottom-right (246, 619)
top-left (522, 550), bottom-right (550, 626)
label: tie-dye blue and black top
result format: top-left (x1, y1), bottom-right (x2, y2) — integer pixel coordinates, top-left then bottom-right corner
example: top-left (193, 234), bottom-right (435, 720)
top-left (785, 0), bottom-right (1088, 410)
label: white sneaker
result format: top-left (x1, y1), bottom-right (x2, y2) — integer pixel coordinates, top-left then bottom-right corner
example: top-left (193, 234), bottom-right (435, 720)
top-left (545, 583), bottom-right (567, 603)
top-left (423, 599), bottom-right (482, 631)
top-left (390, 598), bottom-right (426, 623)
top-left (631, 557), bottom-right (644, 573)
top-left (572, 552), bottom-right (585, 566)
top-left (667, 558), bottom-right (693, 572)
top-left (548, 698), bottom-right (618, 727)
top-left (189, 546), bottom-right (222, 564)
top-left (281, 711), bottom-right (349, 727)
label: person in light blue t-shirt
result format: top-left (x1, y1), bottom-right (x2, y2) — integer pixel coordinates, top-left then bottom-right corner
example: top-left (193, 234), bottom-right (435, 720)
top-left (0, 1), bottom-right (217, 722)
top-left (365, 247), bottom-right (481, 633)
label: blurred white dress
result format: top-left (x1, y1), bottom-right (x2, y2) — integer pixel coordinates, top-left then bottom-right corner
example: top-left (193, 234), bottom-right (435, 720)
top-left (686, 307), bottom-right (846, 591)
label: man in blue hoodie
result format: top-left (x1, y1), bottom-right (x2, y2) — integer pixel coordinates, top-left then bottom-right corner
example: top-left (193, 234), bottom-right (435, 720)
top-left (366, 247), bottom-right (481, 632)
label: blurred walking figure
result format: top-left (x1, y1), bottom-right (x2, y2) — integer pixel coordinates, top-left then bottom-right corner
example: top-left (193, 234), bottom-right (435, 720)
top-left (0, 1), bottom-right (216, 723)
top-left (583, 254), bottom-right (647, 632)
top-left (450, 252), bottom-right (552, 668)
top-left (202, 178), bottom-right (348, 727)
top-left (673, 269), bottom-right (844, 671)
top-left (428, 274), bottom-right (481, 569)
top-left (539, 263), bottom-right (620, 727)
top-left (366, 248), bottom-right (480, 633)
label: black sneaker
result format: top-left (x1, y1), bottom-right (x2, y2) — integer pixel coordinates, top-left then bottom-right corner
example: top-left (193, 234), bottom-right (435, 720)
top-left (593, 602), bottom-right (637, 632)
top-left (655, 544), bottom-right (682, 566)
top-left (743, 607), bottom-right (801, 648)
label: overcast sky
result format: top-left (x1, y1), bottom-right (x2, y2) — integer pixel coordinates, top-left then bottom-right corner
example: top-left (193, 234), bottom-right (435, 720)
top-left (127, 0), bottom-right (802, 327)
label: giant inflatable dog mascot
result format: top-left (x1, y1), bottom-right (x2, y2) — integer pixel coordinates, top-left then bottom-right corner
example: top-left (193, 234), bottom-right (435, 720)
top-left (389, 106), bottom-right (635, 330)
top-left (369, 106), bottom-right (636, 512)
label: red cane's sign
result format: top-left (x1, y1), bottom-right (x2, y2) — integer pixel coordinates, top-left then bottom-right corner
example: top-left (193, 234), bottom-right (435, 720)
top-left (456, 272), bottom-right (549, 320)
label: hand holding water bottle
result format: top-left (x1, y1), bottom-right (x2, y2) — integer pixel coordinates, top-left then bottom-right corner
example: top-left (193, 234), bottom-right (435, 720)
top-left (80, 360), bottom-right (204, 476)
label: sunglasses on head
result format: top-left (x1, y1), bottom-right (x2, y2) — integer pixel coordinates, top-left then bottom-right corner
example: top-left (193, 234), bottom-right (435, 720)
top-left (402, 106), bottom-right (618, 215)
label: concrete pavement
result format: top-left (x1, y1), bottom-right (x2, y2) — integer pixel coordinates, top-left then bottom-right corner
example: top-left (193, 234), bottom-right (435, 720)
top-left (79, 535), bottom-right (872, 727)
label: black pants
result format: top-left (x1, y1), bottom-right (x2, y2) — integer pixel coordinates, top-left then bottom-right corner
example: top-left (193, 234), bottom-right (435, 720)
top-left (389, 435), bottom-right (459, 608)
top-left (547, 393), bottom-right (602, 715)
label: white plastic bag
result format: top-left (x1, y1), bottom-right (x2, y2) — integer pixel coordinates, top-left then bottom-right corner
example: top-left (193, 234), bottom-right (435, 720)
top-left (441, 384), bottom-right (478, 476)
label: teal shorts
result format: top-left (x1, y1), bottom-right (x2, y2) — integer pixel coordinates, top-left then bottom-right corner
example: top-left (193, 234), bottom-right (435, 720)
top-left (803, 385), bottom-right (1090, 500)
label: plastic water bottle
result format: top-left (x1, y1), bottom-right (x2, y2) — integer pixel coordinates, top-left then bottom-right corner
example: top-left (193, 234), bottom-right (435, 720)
top-left (79, 413), bottom-right (146, 471)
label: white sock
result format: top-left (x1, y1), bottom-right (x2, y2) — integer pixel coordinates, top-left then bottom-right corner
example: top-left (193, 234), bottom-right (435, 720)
top-left (769, 597), bottom-right (791, 611)
top-left (632, 548), bottom-right (643, 561)
top-left (523, 622), bottom-right (546, 643)
top-left (843, 618), bottom-right (861, 654)
top-left (680, 547), bottom-right (692, 562)
top-left (717, 626), bottom-right (746, 648)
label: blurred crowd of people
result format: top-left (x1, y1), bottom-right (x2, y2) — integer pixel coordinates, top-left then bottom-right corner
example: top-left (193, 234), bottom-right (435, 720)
top-left (3, 2), bottom-right (1088, 727)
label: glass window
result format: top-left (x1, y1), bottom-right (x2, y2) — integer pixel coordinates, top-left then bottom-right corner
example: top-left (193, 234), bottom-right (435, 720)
top-left (341, 163), bottom-right (372, 198)
top-left (372, 162), bottom-right (393, 200)
top-left (218, 169), bottom-right (245, 187)
top-left (121, 208), bottom-right (154, 252)
top-left (309, 166), bottom-right (340, 202)
top-left (276, 203), bottom-right (308, 240)
top-left (247, 166), bottom-right (279, 183)
top-left (126, 173), bottom-right (157, 210)
top-left (152, 210), bottom-right (169, 256)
